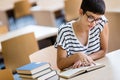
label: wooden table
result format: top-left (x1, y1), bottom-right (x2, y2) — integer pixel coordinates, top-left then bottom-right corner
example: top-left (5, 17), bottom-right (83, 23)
top-left (0, 0), bottom-right (36, 11)
top-left (15, 46), bottom-right (120, 80)
top-left (60, 49), bottom-right (120, 80)
top-left (35, 0), bottom-right (64, 12)
top-left (0, 25), bottom-right (58, 52)
top-left (29, 45), bottom-right (120, 80)
top-left (0, 0), bottom-right (36, 26)
top-left (104, 0), bottom-right (120, 12)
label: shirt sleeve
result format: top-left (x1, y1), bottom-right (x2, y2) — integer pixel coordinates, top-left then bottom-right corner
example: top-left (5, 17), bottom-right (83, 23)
top-left (98, 15), bottom-right (108, 32)
top-left (54, 25), bottom-right (67, 50)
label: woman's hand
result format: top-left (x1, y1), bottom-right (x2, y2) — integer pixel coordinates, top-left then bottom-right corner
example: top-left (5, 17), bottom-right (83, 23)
top-left (72, 53), bottom-right (95, 68)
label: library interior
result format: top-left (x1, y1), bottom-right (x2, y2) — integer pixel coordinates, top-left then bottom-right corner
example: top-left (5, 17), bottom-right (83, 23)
top-left (0, 0), bottom-right (120, 80)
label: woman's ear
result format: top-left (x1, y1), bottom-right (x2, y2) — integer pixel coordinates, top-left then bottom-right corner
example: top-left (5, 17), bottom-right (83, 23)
top-left (79, 9), bottom-right (83, 15)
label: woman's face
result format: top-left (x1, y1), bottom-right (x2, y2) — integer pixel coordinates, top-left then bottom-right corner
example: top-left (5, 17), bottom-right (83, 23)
top-left (81, 11), bottom-right (103, 30)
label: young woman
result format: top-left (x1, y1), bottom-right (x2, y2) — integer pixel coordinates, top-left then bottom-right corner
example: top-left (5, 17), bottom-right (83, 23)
top-left (54, 0), bottom-right (109, 70)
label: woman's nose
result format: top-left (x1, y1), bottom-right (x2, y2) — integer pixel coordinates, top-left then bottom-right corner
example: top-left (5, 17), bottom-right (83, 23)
top-left (90, 21), bottom-right (96, 27)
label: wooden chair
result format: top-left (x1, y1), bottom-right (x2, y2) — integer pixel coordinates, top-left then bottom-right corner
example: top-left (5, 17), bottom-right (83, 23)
top-left (0, 25), bottom-right (8, 35)
top-left (64, 0), bottom-right (82, 21)
top-left (31, 0), bottom-right (64, 27)
top-left (14, 0), bottom-right (31, 19)
top-left (29, 46), bottom-right (59, 70)
top-left (1, 32), bottom-right (39, 72)
top-left (31, 6), bottom-right (56, 27)
top-left (0, 69), bottom-right (14, 80)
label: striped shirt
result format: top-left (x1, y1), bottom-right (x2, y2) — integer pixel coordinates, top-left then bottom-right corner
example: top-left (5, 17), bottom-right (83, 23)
top-left (54, 15), bottom-right (108, 56)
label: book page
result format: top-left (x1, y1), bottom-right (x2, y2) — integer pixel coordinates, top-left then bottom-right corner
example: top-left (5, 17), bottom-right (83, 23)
top-left (86, 63), bottom-right (105, 71)
top-left (59, 67), bottom-right (86, 78)
top-left (59, 63), bottom-right (105, 79)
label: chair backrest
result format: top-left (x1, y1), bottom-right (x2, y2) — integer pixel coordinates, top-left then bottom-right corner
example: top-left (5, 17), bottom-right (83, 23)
top-left (1, 32), bottom-right (39, 72)
top-left (31, 6), bottom-right (56, 27)
top-left (64, 0), bottom-right (82, 21)
top-left (0, 25), bottom-right (8, 35)
top-left (14, 0), bottom-right (31, 18)
top-left (29, 46), bottom-right (58, 70)
top-left (0, 69), bottom-right (14, 80)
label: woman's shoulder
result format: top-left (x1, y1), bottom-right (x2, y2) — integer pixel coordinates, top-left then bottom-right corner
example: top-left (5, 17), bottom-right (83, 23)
top-left (58, 21), bottom-right (75, 31)
top-left (92, 15), bottom-right (108, 32)
top-left (101, 15), bottom-right (108, 23)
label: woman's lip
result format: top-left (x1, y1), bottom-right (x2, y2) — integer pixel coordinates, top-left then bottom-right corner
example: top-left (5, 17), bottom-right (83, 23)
top-left (89, 26), bottom-right (93, 29)
top-left (89, 25), bottom-right (92, 28)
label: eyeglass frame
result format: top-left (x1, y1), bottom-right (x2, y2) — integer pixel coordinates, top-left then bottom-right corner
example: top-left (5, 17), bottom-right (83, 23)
top-left (85, 13), bottom-right (102, 24)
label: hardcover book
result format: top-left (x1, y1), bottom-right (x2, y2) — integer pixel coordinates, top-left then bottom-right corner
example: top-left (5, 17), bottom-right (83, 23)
top-left (19, 68), bottom-right (52, 79)
top-left (45, 74), bottom-right (59, 80)
top-left (16, 62), bottom-right (50, 75)
top-left (59, 63), bottom-right (105, 79)
top-left (21, 70), bottom-right (57, 80)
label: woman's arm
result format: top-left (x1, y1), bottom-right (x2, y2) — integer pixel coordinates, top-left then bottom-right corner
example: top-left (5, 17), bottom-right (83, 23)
top-left (57, 46), bottom-right (95, 70)
top-left (89, 23), bottom-right (109, 60)
top-left (57, 46), bottom-right (80, 70)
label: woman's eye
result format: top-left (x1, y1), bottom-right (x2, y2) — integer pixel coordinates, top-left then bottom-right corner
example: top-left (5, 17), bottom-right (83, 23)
top-left (88, 16), bottom-right (94, 19)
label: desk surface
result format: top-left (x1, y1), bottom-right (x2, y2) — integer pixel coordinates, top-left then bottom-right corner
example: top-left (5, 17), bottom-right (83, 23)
top-left (0, 0), bottom-right (36, 11)
top-left (0, 0), bottom-right (64, 12)
top-left (35, 0), bottom-right (64, 12)
top-left (0, 25), bottom-right (58, 52)
top-left (60, 49), bottom-right (120, 80)
top-left (29, 45), bottom-right (120, 80)
top-left (105, 0), bottom-right (120, 12)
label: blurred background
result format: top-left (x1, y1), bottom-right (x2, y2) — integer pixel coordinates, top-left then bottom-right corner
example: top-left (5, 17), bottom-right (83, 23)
top-left (0, 0), bottom-right (120, 79)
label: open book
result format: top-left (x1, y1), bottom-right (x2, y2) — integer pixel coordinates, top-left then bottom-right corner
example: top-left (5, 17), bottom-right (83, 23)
top-left (59, 63), bottom-right (105, 79)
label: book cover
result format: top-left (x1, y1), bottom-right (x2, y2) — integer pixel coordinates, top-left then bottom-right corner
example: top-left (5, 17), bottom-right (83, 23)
top-left (21, 70), bottom-right (57, 80)
top-left (59, 63), bottom-right (105, 79)
top-left (21, 74), bottom-right (59, 80)
top-left (19, 68), bottom-right (52, 79)
top-left (16, 62), bottom-right (50, 74)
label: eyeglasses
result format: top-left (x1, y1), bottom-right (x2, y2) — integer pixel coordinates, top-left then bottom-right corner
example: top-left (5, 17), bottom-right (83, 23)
top-left (85, 13), bottom-right (102, 24)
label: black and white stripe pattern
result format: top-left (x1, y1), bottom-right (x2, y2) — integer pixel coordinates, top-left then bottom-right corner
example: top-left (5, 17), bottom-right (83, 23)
top-left (54, 15), bottom-right (108, 56)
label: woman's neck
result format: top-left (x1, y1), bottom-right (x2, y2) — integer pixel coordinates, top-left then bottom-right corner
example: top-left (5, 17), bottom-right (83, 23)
top-left (73, 19), bottom-right (89, 33)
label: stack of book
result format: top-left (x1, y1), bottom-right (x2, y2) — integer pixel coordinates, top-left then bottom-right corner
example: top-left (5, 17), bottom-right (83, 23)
top-left (16, 62), bottom-right (59, 80)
